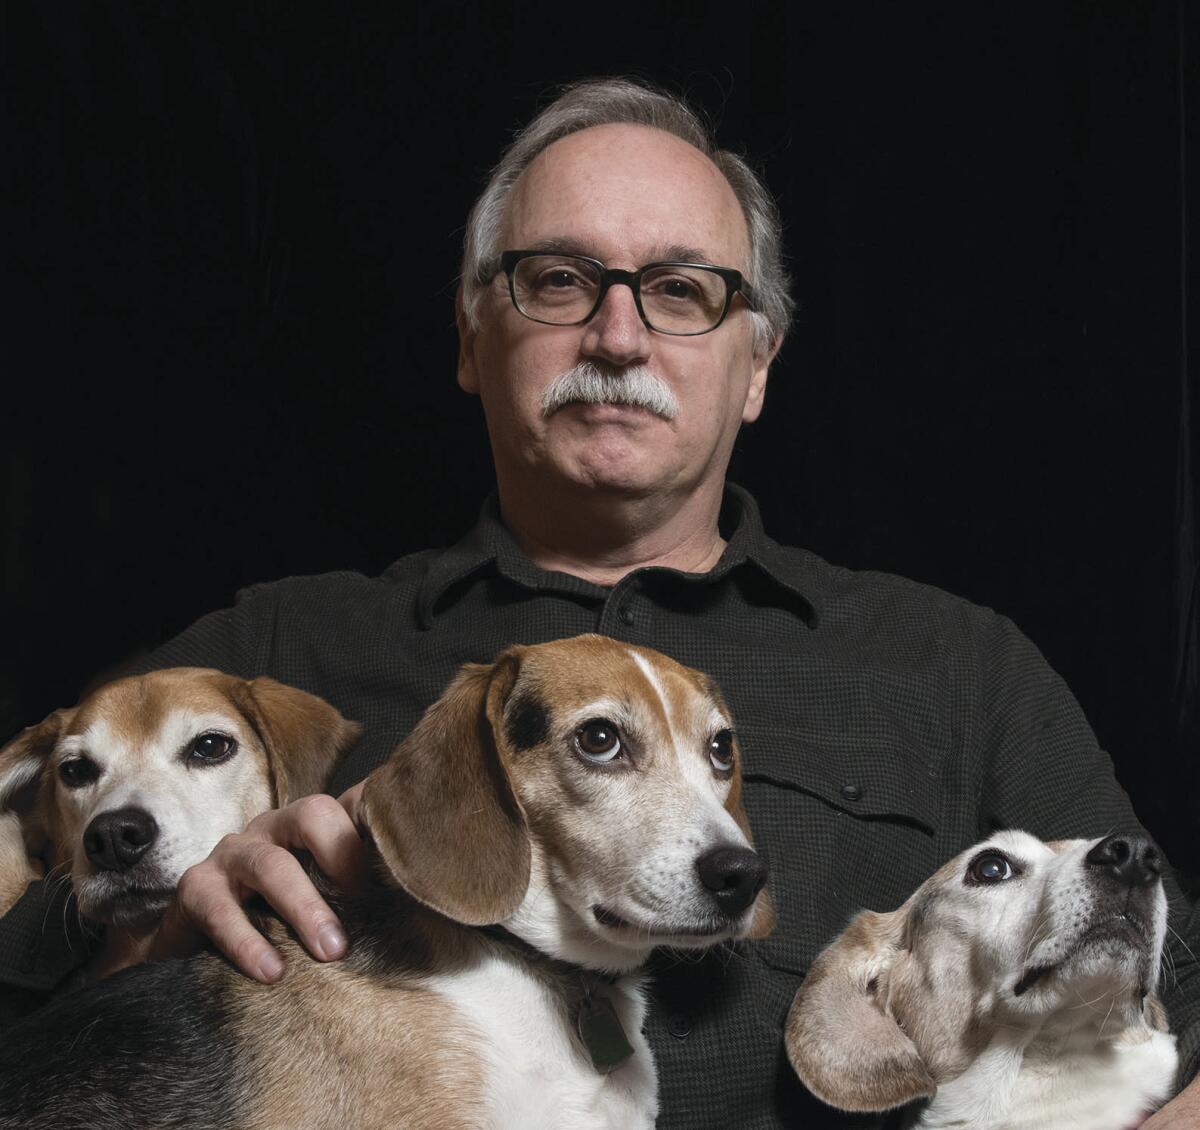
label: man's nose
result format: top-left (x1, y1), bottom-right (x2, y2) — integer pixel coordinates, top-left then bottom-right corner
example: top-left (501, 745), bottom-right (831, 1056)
top-left (579, 282), bottom-right (652, 367)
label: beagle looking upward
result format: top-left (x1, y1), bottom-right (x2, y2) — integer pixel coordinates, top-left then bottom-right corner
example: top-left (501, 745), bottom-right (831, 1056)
top-left (0, 635), bottom-right (771, 1130)
top-left (786, 829), bottom-right (1177, 1130)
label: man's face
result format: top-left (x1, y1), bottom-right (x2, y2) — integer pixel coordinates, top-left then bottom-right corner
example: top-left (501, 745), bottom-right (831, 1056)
top-left (458, 123), bottom-right (775, 504)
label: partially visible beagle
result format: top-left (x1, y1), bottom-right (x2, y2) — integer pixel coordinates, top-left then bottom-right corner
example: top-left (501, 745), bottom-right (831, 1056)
top-left (786, 829), bottom-right (1178, 1130)
top-left (0, 668), bottom-right (360, 974)
top-left (0, 635), bottom-right (770, 1129)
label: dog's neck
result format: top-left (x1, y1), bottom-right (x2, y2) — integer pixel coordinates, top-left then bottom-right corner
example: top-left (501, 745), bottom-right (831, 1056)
top-left (478, 924), bottom-right (619, 984)
top-left (334, 880), bottom-right (650, 1081)
top-left (478, 924), bottom-right (637, 1075)
top-left (911, 1024), bottom-right (1177, 1130)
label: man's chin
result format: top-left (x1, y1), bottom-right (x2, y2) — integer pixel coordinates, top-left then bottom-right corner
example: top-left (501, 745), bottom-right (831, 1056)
top-left (545, 438), bottom-right (677, 498)
top-left (571, 465), bottom-right (666, 499)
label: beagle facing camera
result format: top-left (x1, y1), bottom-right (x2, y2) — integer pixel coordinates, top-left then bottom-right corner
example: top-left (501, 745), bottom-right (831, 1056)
top-left (0, 668), bottom-right (360, 954)
top-left (0, 636), bottom-right (769, 1130)
top-left (786, 829), bottom-right (1177, 1130)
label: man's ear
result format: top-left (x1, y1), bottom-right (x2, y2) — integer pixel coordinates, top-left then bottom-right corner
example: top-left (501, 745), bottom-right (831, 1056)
top-left (456, 285), bottom-right (481, 395)
top-left (741, 329), bottom-right (779, 425)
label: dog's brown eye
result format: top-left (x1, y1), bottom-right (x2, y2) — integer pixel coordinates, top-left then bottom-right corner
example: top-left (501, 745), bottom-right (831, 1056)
top-left (188, 733), bottom-right (236, 764)
top-left (709, 729), bottom-right (734, 774)
top-left (574, 720), bottom-right (622, 764)
top-left (967, 851), bottom-right (1014, 885)
top-left (58, 757), bottom-right (99, 789)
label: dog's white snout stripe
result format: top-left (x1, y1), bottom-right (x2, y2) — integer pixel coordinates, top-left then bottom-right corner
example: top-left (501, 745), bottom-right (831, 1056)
top-left (629, 650), bottom-right (674, 737)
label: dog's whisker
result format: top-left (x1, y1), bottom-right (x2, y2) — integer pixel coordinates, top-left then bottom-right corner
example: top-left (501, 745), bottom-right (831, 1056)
top-left (60, 886), bottom-right (78, 954)
top-left (1098, 992), bottom-right (1118, 1037)
top-left (1160, 946), bottom-right (1178, 991)
top-left (1164, 922), bottom-right (1198, 966)
top-left (1020, 907), bottom-right (1055, 968)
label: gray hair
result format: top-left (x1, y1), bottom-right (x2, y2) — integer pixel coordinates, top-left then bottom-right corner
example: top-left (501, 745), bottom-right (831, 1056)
top-left (460, 77), bottom-right (794, 354)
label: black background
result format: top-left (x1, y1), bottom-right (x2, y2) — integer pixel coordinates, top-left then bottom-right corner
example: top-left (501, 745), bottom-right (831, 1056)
top-left (4, 3), bottom-right (1198, 873)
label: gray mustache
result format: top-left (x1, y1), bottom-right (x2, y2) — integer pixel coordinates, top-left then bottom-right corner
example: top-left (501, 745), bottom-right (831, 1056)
top-left (540, 363), bottom-right (679, 420)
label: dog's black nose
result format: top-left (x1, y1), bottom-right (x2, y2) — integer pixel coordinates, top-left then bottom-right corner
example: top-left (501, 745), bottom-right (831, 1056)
top-left (84, 807), bottom-right (159, 872)
top-left (1085, 835), bottom-right (1161, 887)
top-left (696, 846), bottom-right (768, 917)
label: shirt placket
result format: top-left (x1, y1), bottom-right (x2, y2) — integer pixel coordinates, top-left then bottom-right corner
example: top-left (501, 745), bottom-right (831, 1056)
top-left (598, 573), bottom-right (647, 638)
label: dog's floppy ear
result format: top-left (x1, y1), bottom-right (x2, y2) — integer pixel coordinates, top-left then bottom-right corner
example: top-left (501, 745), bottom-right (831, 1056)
top-left (786, 908), bottom-right (936, 1113)
top-left (0, 709), bottom-right (72, 917)
top-left (229, 677), bottom-right (361, 804)
top-left (359, 650), bottom-right (528, 927)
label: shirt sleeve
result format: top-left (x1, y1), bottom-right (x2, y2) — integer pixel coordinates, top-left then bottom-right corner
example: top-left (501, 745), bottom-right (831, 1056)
top-left (0, 583), bottom-right (280, 1015)
top-left (128, 581), bottom-right (280, 678)
top-left (975, 611), bottom-right (1200, 1087)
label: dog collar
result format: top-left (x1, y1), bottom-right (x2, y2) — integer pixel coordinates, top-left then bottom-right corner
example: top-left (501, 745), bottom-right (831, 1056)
top-left (478, 925), bottom-right (634, 1074)
top-left (575, 988), bottom-right (635, 1074)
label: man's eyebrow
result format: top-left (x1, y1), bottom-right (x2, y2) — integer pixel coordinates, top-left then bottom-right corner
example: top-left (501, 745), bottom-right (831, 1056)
top-left (520, 238), bottom-right (719, 266)
top-left (654, 242), bottom-right (716, 265)
top-left (523, 237), bottom-right (595, 257)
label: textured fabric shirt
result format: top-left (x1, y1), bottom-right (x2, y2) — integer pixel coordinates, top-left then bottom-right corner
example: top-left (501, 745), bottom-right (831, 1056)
top-left (3, 484), bottom-right (1198, 1127)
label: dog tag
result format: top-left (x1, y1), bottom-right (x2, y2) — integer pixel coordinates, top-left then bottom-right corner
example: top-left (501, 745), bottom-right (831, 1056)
top-left (576, 991), bottom-right (634, 1074)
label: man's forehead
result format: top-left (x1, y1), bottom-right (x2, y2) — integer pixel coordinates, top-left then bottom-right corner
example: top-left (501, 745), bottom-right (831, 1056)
top-left (520, 235), bottom-right (716, 267)
top-left (502, 122), bottom-right (751, 271)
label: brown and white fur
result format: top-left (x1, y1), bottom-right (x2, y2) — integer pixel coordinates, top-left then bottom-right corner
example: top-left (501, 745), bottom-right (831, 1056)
top-left (786, 829), bottom-right (1177, 1130)
top-left (0, 636), bottom-right (770, 1130)
top-left (0, 668), bottom-right (360, 976)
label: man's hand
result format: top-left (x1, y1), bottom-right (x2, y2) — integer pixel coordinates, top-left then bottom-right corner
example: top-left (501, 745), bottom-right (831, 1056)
top-left (151, 781), bottom-right (367, 982)
top-left (1143, 1074), bottom-right (1200, 1128)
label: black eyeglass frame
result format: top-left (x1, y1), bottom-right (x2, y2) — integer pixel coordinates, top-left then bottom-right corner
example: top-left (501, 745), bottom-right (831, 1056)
top-left (496, 250), bottom-right (759, 337)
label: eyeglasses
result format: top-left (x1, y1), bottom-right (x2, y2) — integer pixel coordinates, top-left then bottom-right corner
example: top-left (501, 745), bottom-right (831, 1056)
top-left (496, 250), bottom-right (758, 336)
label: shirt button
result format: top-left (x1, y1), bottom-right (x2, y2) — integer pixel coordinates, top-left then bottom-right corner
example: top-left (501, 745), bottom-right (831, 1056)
top-left (840, 783), bottom-right (863, 802)
top-left (667, 1011), bottom-right (692, 1038)
top-left (620, 606), bottom-right (635, 625)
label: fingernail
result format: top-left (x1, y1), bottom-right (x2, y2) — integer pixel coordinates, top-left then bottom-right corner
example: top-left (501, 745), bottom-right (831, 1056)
top-left (257, 950), bottom-right (285, 982)
top-left (317, 922), bottom-right (347, 960)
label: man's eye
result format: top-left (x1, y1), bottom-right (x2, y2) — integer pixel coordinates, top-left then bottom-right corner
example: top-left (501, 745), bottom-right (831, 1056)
top-left (187, 733), bottom-right (236, 764)
top-left (58, 757), bottom-right (100, 789)
top-left (660, 277), bottom-right (700, 300)
top-left (967, 852), bottom-right (1015, 885)
top-left (536, 269), bottom-right (588, 290)
top-left (642, 273), bottom-right (706, 305)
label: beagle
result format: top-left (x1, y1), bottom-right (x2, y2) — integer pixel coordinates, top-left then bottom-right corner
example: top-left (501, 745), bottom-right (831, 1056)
top-left (0, 667), bottom-right (360, 976)
top-left (0, 635), bottom-right (771, 1129)
top-left (786, 829), bottom-right (1178, 1130)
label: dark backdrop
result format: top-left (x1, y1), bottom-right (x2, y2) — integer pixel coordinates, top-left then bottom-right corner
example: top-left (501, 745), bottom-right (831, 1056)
top-left (4, 2), bottom-right (1198, 873)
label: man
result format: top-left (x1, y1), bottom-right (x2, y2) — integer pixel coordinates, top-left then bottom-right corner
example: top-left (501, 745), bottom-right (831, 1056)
top-left (4, 78), bottom-right (1199, 1127)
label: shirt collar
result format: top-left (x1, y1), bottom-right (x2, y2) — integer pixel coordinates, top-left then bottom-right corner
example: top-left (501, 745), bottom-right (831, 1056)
top-left (411, 483), bottom-right (820, 628)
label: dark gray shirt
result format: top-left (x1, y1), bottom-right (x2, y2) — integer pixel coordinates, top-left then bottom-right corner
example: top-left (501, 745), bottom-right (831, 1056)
top-left (3, 485), bottom-right (1197, 1127)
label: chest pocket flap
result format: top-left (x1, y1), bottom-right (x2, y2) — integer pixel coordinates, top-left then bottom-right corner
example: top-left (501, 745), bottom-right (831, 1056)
top-left (737, 726), bottom-right (948, 978)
